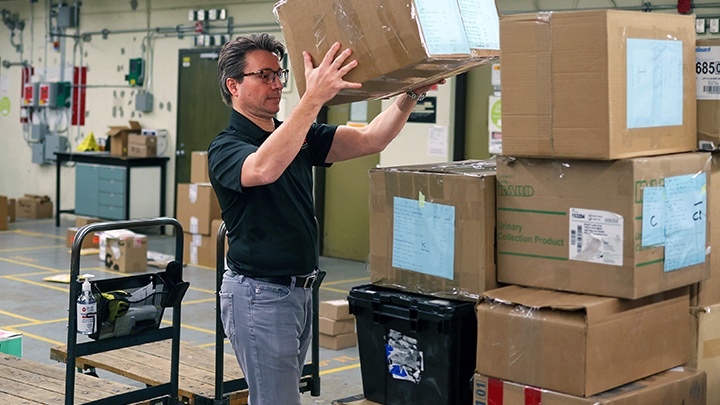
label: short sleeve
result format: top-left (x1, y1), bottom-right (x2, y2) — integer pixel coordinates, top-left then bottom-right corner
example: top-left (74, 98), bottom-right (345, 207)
top-left (208, 135), bottom-right (257, 193)
top-left (307, 123), bottom-right (338, 167)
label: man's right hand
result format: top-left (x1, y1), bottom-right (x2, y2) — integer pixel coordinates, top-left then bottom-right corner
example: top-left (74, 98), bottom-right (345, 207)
top-left (302, 42), bottom-right (362, 106)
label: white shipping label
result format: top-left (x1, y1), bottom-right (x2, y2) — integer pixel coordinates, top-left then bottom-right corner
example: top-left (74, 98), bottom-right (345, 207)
top-left (189, 184), bottom-right (198, 204)
top-left (696, 45), bottom-right (720, 100)
top-left (190, 244), bottom-right (198, 264)
top-left (569, 208), bottom-right (624, 266)
top-left (111, 241), bottom-right (122, 260)
top-left (193, 234), bottom-right (202, 246)
top-left (190, 217), bottom-right (199, 234)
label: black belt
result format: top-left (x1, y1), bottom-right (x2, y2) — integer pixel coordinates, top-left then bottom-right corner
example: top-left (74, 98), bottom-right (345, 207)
top-left (251, 274), bottom-right (316, 289)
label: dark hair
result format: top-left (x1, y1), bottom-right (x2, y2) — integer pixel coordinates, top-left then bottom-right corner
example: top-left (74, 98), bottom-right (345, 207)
top-left (217, 33), bottom-right (285, 107)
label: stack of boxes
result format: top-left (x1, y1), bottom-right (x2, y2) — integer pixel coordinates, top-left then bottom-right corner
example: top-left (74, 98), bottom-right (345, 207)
top-left (65, 216), bottom-right (103, 250)
top-left (473, 9), bottom-right (708, 404)
top-left (318, 300), bottom-right (357, 350)
top-left (177, 151), bottom-right (222, 268)
top-left (16, 194), bottom-right (53, 219)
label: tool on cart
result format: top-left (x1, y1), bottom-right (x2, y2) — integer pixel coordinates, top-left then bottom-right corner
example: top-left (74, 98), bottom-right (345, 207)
top-left (65, 217), bottom-right (187, 405)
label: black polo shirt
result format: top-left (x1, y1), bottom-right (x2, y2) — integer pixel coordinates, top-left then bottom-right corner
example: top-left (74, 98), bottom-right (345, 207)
top-left (208, 109), bottom-right (337, 278)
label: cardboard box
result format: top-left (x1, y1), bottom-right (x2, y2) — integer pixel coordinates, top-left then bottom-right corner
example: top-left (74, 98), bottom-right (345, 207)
top-left (176, 183), bottom-right (222, 236)
top-left (697, 39), bottom-right (720, 151)
top-left (275, 0), bottom-right (499, 105)
top-left (183, 232), bottom-right (214, 268)
top-left (104, 233), bottom-right (148, 273)
top-left (319, 317), bottom-right (355, 336)
top-left (16, 194), bottom-right (53, 219)
top-left (319, 300), bottom-right (353, 320)
top-left (75, 216), bottom-right (103, 228)
top-left (66, 227), bottom-right (100, 249)
top-left (0, 330), bottom-right (22, 357)
top-left (191, 151), bottom-right (210, 184)
top-left (500, 10), bottom-right (696, 160)
top-left (106, 120), bottom-right (141, 156)
top-left (0, 196), bottom-right (16, 230)
top-left (689, 302), bottom-right (720, 404)
top-left (98, 229), bottom-right (140, 261)
top-left (692, 154), bottom-right (720, 308)
top-left (473, 368), bottom-right (706, 404)
top-left (496, 152), bottom-right (711, 299)
top-left (319, 332), bottom-right (357, 350)
top-left (475, 285), bottom-right (690, 397)
top-left (128, 134), bottom-right (157, 157)
top-left (369, 160), bottom-right (497, 301)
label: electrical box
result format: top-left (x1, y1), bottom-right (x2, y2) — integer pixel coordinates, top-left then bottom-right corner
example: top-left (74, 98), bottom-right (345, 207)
top-left (135, 92), bottom-right (153, 112)
top-left (23, 83), bottom-right (38, 107)
top-left (30, 124), bottom-right (49, 142)
top-left (31, 143), bottom-right (46, 165)
top-left (57, 5), bottom-right (79, 28)
top-left (44, 135), bottom-right (69, 161)
top-left (125, 58), bottom-right (144, 86)
top-left (39, 82), bottom-right (71, 108)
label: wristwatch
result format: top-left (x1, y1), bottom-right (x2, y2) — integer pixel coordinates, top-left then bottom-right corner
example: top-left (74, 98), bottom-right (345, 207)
top-left (406, 90), bottom-right (427, 102)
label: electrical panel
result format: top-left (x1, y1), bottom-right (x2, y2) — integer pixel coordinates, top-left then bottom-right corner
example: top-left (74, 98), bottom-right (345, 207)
top-left (57, 5), bottom-right (79, 28)
top-left (31, 143), bottom-right (46, 165)
top-left (30, 124), bottom-right (49, 142)
top-left (136, 92), bottom-right (153, 112)
top-left (44, 135), bottom-right (68, 161)
top-left (125, 58), bottom-right (144, 86)
top-left (23, 83), bottom-right (38, 107)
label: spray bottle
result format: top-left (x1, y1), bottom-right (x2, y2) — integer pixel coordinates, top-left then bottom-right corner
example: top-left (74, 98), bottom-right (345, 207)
top-left (77, 274), bottom-right (97, 335)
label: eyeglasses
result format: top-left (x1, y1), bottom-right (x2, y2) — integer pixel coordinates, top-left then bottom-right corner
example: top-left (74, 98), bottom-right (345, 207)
top-left (241, 68), bottom-right (289, 86)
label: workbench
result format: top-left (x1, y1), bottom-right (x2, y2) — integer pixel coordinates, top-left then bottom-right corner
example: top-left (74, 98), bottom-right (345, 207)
top-left (0, 354), bottom-right (154, 404)
top-left (54, 152), bottom-right (169, 227)
top-left (51, 341), bottom-right (249, 405)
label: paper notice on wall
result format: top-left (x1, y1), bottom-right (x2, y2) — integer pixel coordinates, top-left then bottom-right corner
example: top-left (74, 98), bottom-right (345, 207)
top-left (626, 38), bottom-right (683, 129)
top-left (0, 75), bottom-right (9, 97)
top-left (427, 125), bottom-right (448, 157)
top-left (392, 197), bottom-right (455, 279)
top-left (568, 208), bottom-right (624, 266)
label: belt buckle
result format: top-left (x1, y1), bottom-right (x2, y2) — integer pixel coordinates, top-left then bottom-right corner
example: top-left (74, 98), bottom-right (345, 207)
top-left (302, 275), bottom-right (315, 289)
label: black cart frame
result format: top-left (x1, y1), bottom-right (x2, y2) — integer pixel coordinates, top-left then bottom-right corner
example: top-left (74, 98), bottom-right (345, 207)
top-left (199, 221), bottom-right (324, 405)
top-left (64, 217), bottom-right (184, 405)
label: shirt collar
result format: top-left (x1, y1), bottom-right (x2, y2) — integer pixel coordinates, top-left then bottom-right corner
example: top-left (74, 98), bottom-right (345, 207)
top-left (229, 109), bottom-right (281, 142)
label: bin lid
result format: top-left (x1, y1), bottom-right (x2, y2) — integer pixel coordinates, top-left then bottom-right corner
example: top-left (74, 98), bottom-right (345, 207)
top-left (348, 284), bottom-right (475, 322)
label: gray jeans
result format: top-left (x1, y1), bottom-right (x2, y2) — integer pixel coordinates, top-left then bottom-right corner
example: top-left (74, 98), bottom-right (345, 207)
top-left (219, 270), bottom-right (313, 405)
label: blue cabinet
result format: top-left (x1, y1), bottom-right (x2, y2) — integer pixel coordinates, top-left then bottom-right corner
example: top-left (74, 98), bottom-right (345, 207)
top-left (75, 164), bottom-right (125, 219)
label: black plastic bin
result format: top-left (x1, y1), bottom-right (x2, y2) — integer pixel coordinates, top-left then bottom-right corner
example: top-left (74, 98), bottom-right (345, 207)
top-left (347, 284), bottom-right (477, 405)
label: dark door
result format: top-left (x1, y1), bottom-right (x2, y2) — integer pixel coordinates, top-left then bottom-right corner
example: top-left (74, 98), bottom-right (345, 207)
top-left (176, 48), bottom-right (231, 184)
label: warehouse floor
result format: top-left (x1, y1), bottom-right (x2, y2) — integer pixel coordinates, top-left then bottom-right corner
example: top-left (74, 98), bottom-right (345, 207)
top-left (0, 216), bottom-right (366, 404)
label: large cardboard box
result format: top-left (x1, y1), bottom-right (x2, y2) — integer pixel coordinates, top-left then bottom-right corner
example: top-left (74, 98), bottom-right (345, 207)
top-left (319, 332), bottom-right (357, 350)
top-left (183, 232), bottom-right (213, 268)
top-left (104, 233), bottom-right (148, 273)
top-left (0, 330), bottom-right (22, 357)
top-left (127, 134), bottom-right (157, 157)
top-left (475, 285), bottom-right (690, 397)
top-left (369, 160), bottom-right (497, 301)
top-left (176, 183), bottom-right (222, 236)
top-left (500, 10), bottom-right (696, 160)
top-left (473, 368), bottom-right (706, 404)
top-left (689, 302), bottom-right (720, 404)
top-left (191, 151), bottom-right (210, 183)
top-left (75, 216), bottom-right (103, 228)
top-left (319, 317), bottom-right (355, 336)
top-left (66, 227), bottom-right (100, 249)
top-left (692, 154), bottom-right (720, 308)
top-left (275, 0), bottom-right (499, 105)
top-left (16, 194), bottom-right (53, 219)
top-left (496, 152), bottom-right (711, 299)
top-left (0, 196), bottom-right (16, 230)
top-left (98, 229), bottom-right (140, 261)
top-left (106, 120), bottom-right (141, 156)
top-left (319, 300), bottom-right (353, 321)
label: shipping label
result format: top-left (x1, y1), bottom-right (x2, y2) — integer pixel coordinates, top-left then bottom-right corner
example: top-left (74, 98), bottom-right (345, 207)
top-left (696, 45), bottom-right (720, 100)
top-left (568, 208), bottom-right (624, 266)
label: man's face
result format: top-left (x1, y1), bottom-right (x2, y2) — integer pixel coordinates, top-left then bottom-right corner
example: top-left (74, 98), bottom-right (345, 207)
top-left (233, 50), bottom-right (284, 119)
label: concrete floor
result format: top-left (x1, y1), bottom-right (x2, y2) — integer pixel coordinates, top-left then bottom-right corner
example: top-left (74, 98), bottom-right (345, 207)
top-left (0, 215), bottom-right (367, 404)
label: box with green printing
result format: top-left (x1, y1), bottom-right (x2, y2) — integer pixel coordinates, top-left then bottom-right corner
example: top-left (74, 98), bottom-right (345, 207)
top-left (496, 152), bottom-right (711, 299)
top-left (0, 330), bottom-right (22, 357)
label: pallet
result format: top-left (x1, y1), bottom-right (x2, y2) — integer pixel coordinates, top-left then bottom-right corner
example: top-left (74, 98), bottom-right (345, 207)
top-left (51, 341), bottom-right (249, 404)
top-left (0, 354), bottom-right (154, 404)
